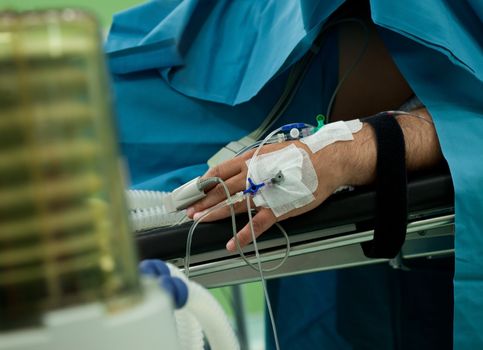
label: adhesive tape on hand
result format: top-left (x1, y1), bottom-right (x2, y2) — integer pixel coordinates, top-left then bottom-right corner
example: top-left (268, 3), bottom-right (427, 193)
top-left (301, 119), bottom-right (362, 153)
top-left (246, 144), bottom-right (317, 217)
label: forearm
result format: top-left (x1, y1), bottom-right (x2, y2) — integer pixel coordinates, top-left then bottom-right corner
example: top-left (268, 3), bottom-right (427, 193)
top-left (188, 108), bottom-right (445, 249)
top-left (398, 109), bottom-right (443, 172)
top-left (334, 108), bottom-right (444, 187)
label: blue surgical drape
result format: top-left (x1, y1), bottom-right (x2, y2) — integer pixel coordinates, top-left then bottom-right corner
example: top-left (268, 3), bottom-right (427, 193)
top-left (106, 1), bottom-right (483, 348)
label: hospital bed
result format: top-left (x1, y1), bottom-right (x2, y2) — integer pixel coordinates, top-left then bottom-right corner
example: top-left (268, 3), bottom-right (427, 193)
top-left (136, 167), bottom-right (454, 288)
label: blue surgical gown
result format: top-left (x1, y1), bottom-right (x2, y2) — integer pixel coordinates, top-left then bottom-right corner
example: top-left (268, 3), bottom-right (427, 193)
top-left (106, 1), bottom-right (483, 349)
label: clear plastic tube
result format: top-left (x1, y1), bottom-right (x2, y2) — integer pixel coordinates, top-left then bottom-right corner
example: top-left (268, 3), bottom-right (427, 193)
top-left (185, 197), bottom-right (237, 278)
top-left (383, 110), bottom-right (434, 125)
top-left (235, 133), bottom-right (286, 156)
top-left (244, 125), bottom-right (296, 350)
top-left (184, 185), bottom-right (290, 278)
top-left (246, 196), bottom-right (281, 350)
top-left (185, 125), bottom-right (301, 350)
top-left (246, 127), bottom-right (283, 180)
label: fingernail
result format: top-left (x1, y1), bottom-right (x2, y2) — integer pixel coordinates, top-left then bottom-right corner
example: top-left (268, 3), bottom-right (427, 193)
top-left (186, 207), bottom-right (195, 217)
top-left (193, 212), bottom-right (201, 221)
top-left (226, 239), bottom-right (235, 252)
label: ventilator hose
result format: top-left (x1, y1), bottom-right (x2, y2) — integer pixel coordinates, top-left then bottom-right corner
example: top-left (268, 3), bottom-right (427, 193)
top-left (169, 265), bottom-right (240, 350)
top-left (126, 189), bottom-right (171, 209)
top-left (175, 309), bottom-right (204, 350)
top-left (185, 282), bottom-right (239, 350)
top-left (130, 207), bottom-right (188, 232)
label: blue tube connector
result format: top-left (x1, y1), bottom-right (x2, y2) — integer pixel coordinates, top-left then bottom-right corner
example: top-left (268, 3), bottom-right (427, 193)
top-left (280, 123), bottom-right (308, 132)
top-left (139, 259), bottom-right (188, 309)
top-left (243, 177), bottom-right (265, 195)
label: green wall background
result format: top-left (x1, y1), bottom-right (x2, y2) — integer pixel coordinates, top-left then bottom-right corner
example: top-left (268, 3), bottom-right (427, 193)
top-left (0, 0), bottom-right (141, 27)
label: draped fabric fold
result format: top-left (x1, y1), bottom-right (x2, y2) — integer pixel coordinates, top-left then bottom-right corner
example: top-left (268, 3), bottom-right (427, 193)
top-left (106, 0), bottom-right (338, 191)
top-left (369, 2), bottom-right (483, 347)
top-left (106, 0), bottom-right (344, 105)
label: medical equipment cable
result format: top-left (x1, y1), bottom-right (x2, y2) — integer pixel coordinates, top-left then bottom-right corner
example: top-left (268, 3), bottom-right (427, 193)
top-left (381, 110), bottom-right (434, 125)
top-left (236, 125), bottom-right (315, 157)
top-left (244, 125), bottom-right (293, 350)
top-left (251, 25), bottom-right (330, 140)
top-left (311, 22), bottom-right (430, 127)
top-left (325, 18), bottom-right (369, 121)
top-left (246, 197), bottom-right (281, 350)
top-left (184, 181), bottom-right (291, 277)
top-left (183, 175), bottom-right (289, 349)
top-left (186, 123), bottom-right (313, 350)
top-left (185, 199), bottom-right (235, 278)
top-left (235, 137), bottom-right (281, 157)
top-left (254, 16), bottom-right (369, 137)
top-left (359, 110), bottom-right (434, 128)
top-left (193, 179), bottom-right (292, 275)
top-left (261, 18), bottom-right (369, 135)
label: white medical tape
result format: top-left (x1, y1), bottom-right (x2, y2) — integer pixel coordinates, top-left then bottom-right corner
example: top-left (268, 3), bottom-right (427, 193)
top-left (301, 119), bottom-right (363, 153)
top-left (345, 119), bottom-right (363, 133)
top-left (246, 144), bottom-right (317, 217)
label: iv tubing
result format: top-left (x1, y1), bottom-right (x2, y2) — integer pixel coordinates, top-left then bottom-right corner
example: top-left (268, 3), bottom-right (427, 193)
top-left (245, 126), bottom-right (288, 350)
top-left (184, 182), bottom-right (291, 278)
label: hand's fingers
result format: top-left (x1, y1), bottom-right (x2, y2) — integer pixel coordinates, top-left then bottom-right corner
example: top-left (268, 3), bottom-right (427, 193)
top-left (192, 199), bottom-right (249, 222)
top-left (188, 173), bottom-right (247, 216)
top-left (203, 156), bottom-right (248, 183)
top-left (226, 208), bottom-right (276, 252)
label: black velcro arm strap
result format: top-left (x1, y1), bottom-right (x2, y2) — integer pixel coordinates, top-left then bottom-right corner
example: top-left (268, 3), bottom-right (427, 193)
top-left (361, 114), bottom-right (408, 259)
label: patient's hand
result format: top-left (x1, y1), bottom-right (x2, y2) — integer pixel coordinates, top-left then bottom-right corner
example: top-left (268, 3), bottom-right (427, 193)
top-left (187, 124), bottom-right (378, 252)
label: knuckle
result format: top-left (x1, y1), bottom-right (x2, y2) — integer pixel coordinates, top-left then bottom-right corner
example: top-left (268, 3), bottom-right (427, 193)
top-left (207, 165), bottom-right (221, 179)
top-left (213, 184), bottom-right (227, 198)
top-left (238, 232), bottom-right (251, 247)
top-left (233, 201), bottom-right (245, 212)
top-left (251, 219), bottom-right (264, 235)
top-left (220, 206), bottom-right (231, 218)
top-left (191, 200), bottom-right (205, 212)
top-left (241, 150), bottom-right (256, 162)
top-left (204, 168), bottom-right (214, 178)
top-left (212, 165), bottom-right (222, 179)
top-left (241, 151), bottom-right (252, 161)
top-left (206, 207), bottom-right (223, 221)
top-left (240, 162), bottom-right (248, 174)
